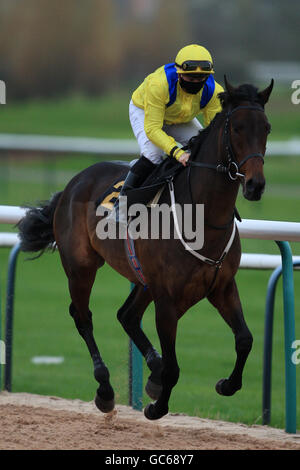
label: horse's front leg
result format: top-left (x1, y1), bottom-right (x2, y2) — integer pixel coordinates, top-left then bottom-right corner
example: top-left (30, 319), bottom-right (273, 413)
top-left (208, 278), bottom-right (253, 396)
top-left (144, 297), bottom-right (179, 420)
top-left (117, 285), bottom-right (163, 400)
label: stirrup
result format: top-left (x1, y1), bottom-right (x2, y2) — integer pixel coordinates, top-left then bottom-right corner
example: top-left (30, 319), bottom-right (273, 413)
top-left (106, 159), bottom-right (156, 224)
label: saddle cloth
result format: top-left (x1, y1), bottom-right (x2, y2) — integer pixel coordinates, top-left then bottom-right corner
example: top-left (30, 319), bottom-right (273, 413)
top-left (96, 156), bottom-right (183, 211)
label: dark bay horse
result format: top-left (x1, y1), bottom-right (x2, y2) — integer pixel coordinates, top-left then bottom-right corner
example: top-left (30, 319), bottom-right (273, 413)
top-left (17, 77), bottom-right (273, 420)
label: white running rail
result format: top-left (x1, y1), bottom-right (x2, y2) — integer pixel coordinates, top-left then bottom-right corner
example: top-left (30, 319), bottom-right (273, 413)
top-left (0, 206), bottom-right (300, 267)
top-left (0, 134), bottom-right (299, 156)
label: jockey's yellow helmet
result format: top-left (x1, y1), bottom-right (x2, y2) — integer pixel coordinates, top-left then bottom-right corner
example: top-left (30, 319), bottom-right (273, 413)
top-left (175, 44), bottom-right (214, 74)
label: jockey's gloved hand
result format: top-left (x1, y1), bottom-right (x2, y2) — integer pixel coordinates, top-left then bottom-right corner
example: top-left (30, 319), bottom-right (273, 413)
top-left (178, 151), bottom-right (191, 166)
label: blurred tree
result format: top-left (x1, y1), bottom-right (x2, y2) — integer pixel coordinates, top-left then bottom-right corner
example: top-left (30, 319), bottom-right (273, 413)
top-left (75, 0), bottom-right (123, 94)
top-left (188, 0), bottom-right (300, 83)
top-left (0, 0), bottom-right (122, 98)
top-left (0, 0), bottom-right (299, 100)
top-left (119, 0), bottom-right (189, 85)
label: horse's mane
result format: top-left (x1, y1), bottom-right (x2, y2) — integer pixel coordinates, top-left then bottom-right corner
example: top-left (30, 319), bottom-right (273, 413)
top-left (218, 83), bottom-right (264, 108)
top-left (188, 84), bottom-right (264, 159)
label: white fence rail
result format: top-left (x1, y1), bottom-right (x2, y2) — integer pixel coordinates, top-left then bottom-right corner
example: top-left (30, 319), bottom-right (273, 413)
top-left (0, 233), bottom-right (19, 246)
top-left (0, 206), bottom-right (26, 224)
top-left (0, 206), bottom-right (300, 268)
top-left (236, 219), bottom-right (300, 243)
top-left (0, 134), bottom-right (300, 156)
top-left (0, 134), bottom-right (138, 155)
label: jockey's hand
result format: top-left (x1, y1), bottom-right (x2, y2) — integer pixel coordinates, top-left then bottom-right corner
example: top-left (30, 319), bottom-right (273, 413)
top-left (178, 151), bottom-right (191, 166)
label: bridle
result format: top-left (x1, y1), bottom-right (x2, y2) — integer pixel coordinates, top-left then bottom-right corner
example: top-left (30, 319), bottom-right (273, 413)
top-left (174, 102), bottom-right (267, 272)
top-left (188, 104), bottom-right (266, 180)
top-left (223, 104), bottom-right (266, 180)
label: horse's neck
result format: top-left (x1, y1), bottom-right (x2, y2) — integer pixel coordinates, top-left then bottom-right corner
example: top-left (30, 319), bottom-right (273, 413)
top-left (189, 120), bottom-right (240, 226)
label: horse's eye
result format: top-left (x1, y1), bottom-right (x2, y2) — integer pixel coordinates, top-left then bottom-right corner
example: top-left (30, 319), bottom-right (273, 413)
top-left (233, 126), bottom-right (243, 134)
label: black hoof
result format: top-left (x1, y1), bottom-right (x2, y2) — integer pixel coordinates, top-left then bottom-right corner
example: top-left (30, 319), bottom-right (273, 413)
top-left (215, 378), bottom-right (241, 396)
top-left (144, 403), bottom-right (168, 420)
top-left (95, 393), bottom-right (115, 413)
top-left (145, 378), bottom-right (162, 400)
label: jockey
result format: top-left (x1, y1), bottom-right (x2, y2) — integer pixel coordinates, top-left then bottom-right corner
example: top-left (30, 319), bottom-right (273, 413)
top-left (112, 44), bottom-right (224, 221)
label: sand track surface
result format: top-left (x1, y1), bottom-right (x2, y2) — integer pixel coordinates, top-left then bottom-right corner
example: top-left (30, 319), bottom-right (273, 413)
top-left (0, 392), bottom-right (299, 450)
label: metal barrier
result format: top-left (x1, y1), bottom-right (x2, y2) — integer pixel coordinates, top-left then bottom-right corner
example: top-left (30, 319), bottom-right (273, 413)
top-left (4, 242), bottom-right (21, 392)
top-left (263, 258), bottom-right (300, 430)
top-left (230, 221), bottom-right (300, 433)
top-left (0, 233), bottom-right (20, 390)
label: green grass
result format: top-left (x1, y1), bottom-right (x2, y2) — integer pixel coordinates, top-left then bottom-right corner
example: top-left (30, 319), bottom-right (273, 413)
top-left (0, 90), bottom-right (300, 430)
top-left (0, 87), bottom-right (299, 140)
top-left (0, 92), bottom-right (134, 138)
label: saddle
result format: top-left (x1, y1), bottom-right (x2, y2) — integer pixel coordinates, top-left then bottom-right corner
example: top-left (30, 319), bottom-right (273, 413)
top-left (96, 157), bottom-right (184, 211)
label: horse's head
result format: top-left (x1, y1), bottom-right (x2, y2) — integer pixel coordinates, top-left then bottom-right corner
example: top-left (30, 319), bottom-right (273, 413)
top-left (221, 76), bottom-right (274, 201)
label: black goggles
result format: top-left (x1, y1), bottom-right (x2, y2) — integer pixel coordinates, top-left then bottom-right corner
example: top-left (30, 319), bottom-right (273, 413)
top-left (176, 60), bottom-right (213, 72)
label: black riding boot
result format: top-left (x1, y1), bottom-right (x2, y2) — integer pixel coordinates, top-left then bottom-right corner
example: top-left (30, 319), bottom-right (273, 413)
top-left (109, 156), bottom-right (156, 223)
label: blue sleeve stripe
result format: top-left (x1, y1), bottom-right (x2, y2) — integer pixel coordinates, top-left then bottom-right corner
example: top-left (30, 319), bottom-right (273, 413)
top-left (200, 75), bottom-right (215, 109)
top-left (164, 63), bottom-right (178, 108)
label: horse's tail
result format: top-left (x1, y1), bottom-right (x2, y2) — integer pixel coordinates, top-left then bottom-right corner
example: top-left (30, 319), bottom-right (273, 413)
top-left (17, 191), bottom-right (63, 258)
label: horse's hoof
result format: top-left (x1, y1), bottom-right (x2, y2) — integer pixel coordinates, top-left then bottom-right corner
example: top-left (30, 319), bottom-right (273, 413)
top-left (95, 394), bottom-right (115, 413)
top-left (144, 403), bottom-right (160, 420)
top-left (144, 403), bottom-right (168, 420)
top-left (215, 378), bottom-right (240, 396)
top-left (145, 378), bottom-right (162, 400)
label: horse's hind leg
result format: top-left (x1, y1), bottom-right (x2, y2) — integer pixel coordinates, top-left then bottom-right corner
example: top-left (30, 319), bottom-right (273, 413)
top-left (117, 285), bottom-right (163, 400)
top-left (66, 260), bottom-right (115, 413)
top-left (208, 278), bottom-right (253, 396)
top-left (144, 296), bottom-right (180, 420)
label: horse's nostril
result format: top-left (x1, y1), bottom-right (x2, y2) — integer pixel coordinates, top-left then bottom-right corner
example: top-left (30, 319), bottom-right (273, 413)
top-left (246, 178), bottom-right (265, 192)
top-left (244, 177), bottom-right (265, 200)
top-left (246, 178), bottom-right (255, 191)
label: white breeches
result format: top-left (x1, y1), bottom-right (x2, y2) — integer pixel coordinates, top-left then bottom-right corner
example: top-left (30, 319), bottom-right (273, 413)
top-left (129, 99), bottom-right (203, 165)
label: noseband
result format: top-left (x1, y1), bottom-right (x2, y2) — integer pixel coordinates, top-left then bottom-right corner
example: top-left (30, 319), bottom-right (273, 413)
top-left (189, 104), bottom-right (266, 181)
top-left (223, 105), bottom-right (265, 180)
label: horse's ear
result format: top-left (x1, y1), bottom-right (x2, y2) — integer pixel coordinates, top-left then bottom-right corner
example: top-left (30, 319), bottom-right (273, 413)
top-left (258, 79), bottom-right (274, 105)
top-left (224, 75), bottom-right (235, 96)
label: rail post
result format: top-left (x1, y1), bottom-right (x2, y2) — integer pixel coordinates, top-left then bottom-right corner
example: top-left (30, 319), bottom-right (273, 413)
top-left (4, 242), bottom-right (21, 391)
top-left (263, 264), bottom-right (282, 425)
top-left (263, 259), bottom-right (300, 430)
top-left (276, 241), bottom-right (297, 433)
top-left (129, 339), bottom-right (143, 411)
top-left (0, 280), bottom-right (2, 389)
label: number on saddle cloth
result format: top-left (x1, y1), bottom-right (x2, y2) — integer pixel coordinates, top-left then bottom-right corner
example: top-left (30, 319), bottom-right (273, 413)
top-left (95, 178), bottom-right (125, 211)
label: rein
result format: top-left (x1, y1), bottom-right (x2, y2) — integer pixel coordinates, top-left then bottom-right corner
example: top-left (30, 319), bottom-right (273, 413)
top-left (168, 178), bottom-right (236, 268)
top-left (188, 104), bottom-right (265, 180)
